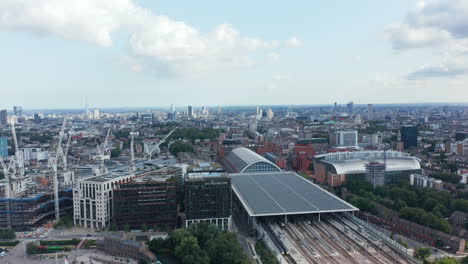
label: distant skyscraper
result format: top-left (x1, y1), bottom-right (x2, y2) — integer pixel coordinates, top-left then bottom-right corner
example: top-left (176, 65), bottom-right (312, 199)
top-left (0, 110), bottom-right (7, 125)
top-left (334, 102), bottom-right (338, 114)
top-left (266, 108), bottom-right (274, 121)
top-left (85, 96), bottom-right (90, 118)
top-left (347, 101), bottom-right (354, 114)
top-left (93, 108), bottom-right (100, 120)
top-left (367, 104), bottom-right (374, 120)
top-left (401, 125), bottom-right (418, 149)
top-left (0, 138), bottom-right (8, 158)
top-left (13, 106), bottom-right (23, 117)
top-left (217, 106), bottom-right (222, 116)
top-left (188, 105), bottom-right (193, 118)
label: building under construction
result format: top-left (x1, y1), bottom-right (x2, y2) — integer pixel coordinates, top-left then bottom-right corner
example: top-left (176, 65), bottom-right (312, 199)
top-left (0, 185), bottom-right (73, 230)
top-left (113, 167), bottom-right (180, 230)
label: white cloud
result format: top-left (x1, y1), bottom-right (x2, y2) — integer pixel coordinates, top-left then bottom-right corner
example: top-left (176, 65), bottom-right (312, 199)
top-left (285, 37), bottom-right (303, 47)
top-left (407, 57), bottom-right (468, 79)
top-left (385, 0), bottom-right (468, 51)
top-left (385, 0), bottom-right (468, 79)
top-left (0, 0), bottom-right (302, 75)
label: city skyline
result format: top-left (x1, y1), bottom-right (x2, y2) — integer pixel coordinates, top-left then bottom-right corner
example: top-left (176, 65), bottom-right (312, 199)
top-left (1, 0), bottom-right (468, 108)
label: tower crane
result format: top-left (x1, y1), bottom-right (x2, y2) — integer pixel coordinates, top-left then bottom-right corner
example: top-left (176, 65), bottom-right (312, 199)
top-left (49, 118), bottom-right (67, 221)
top-left (143, 129), bottom-right (175, 161)
top-left (129, 130), bottom-right (139, 174)
top-left (96, 127), bottom-right (111, 176)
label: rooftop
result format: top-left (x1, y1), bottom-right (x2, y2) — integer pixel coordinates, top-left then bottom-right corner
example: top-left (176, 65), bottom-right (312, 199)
top-left (231, 171), bottom-right (357, 217)
top-left (322, 158), bottom-right (421, 175)
top-left (223, 147), bottom-right (281, 173)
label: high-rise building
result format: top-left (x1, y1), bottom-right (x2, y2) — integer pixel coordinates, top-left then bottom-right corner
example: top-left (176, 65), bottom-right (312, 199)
top-left (347, 101), bottom-right (354, 114)
top-left (0, 138), bottom-right (8, 158)
top-left (13, 106), bottom-right (22, 117)
top-left (73, 172), bottom-right (134, 229)
top-left (367, 104), bottom-right (374, 121)
top-left (401, 125), bottom-right (418, 149)
top-left (188, 105), bottom-right (193, 118)
top-left (331, 130), bottom-right (358, 148)
top-left (185, 174), bottom-right (231, 231)
top-left (113, 167), bottom-right (180, 230)
top-left (0, 110), bottom-right (7, 125)
top-left (266, 108), bottom-right (274, 121)
top-left (365, 161), bottom-right (386, 187)
top-left (93, 108), bottom-right (100, 120)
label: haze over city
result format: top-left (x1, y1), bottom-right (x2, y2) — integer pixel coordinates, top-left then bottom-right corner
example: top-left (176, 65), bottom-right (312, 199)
top-left (1, 0), bottom-right (468, 109)
top-left (1, 1), bottom-right (468, 264)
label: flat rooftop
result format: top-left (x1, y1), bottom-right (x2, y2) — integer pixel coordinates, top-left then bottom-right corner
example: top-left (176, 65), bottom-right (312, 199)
top-left (231, 172), bottom-right (357, 217)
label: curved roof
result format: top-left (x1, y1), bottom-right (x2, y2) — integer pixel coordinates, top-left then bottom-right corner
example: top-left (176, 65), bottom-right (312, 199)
top-left (322, 158), bottom-right (421, 175)
top-left (223, 147), bottom-right (281, 173)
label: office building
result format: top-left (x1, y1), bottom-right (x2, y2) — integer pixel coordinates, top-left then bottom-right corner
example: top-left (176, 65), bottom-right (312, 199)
top-left (401, 125), bottom-right (418, 149)
top-left (185, 174), bottom-right (231, 231)
top-left (187, 105), bottom-right (193, 118)
top-left (331, 130), bottom-right (358, 148)
top-left (0, 110), bottom-right (7, 125)
top-left (409, 174), bottom-right (443, 190)
top-left (113, 167), bottom-right (180, 230)
top-left (73, 172), bottom-right (134, 229)
top-left (0, 138), bottom-right (7, 158)
top-left (365, 161), bottom-right (386, 187)
top-left (347, 101), bottom-right (354, 114)
top-left (13, 106), bottom-right (22, 117)
top-left (367, 104), bottom-right (374, 120)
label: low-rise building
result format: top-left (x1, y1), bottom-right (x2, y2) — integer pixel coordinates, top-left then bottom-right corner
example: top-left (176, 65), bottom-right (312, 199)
top-left (409, 174), bottom-right (443, 190)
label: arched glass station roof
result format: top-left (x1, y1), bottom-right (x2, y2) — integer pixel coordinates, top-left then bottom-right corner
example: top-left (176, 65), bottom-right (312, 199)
top-left (223, 147), bottom-right (282, 173)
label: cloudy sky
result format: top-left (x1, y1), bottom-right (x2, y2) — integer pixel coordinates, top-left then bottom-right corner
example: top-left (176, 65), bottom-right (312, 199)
top-left (0, 0), bottom-right (467, 109)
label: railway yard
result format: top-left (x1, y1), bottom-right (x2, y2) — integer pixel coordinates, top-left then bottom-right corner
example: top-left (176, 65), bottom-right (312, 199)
top-left (261, 215), bottom-right (418, 264)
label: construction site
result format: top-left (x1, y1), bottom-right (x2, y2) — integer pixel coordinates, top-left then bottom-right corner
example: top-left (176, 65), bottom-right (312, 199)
top-left (0, 120), bottom-right (75, 230)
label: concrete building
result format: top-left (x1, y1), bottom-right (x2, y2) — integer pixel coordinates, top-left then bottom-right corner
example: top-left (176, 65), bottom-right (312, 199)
top-left (331, 130), bottom-right (358, 148)
top-left (73, 172), bottom-right (135, 229)
top-left (99, 234), bottom-right (157, 264)
top-left (185, 174), bottom-right (231, 231)
top-left (409, 174), bottom-right (443, 190)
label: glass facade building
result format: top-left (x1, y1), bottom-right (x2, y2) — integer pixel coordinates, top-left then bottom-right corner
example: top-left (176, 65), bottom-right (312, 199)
top-left (185, 175), bottom-right (231, 230)
top-left (0, 137), bottom-right (7, 158)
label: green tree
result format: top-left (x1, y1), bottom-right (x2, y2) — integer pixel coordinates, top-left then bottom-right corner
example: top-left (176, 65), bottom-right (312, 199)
top-left (207, 232), bottom-right (250, 264)
top-left (174, 236), bottom-right (210, 264)
top-left (111, 148), bottom-right (122, 158)
top-left (414, 247), bottom-right (430, 261)
top-left (434, 257), bottom-right (459, 264)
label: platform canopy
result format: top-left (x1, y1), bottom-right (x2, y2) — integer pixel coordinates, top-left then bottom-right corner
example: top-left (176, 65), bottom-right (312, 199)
top-left (231, 172), bottom-right (358, 217)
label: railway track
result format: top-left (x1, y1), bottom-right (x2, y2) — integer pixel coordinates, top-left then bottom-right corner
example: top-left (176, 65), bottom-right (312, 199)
top-left (309, 220), bottom-right (361, 264)
top-left (328, 215), bottom-right (408, 264)
top-left (294, 221), bottom-right (342, 264)
top-left (282, 222), bottom-right (320, 264)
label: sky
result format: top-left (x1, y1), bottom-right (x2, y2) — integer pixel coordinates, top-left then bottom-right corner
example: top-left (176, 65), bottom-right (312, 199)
top-left (0, 0), bottom-right (468, 109)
